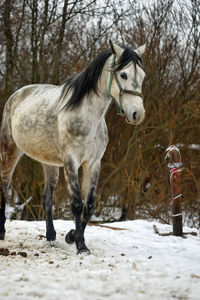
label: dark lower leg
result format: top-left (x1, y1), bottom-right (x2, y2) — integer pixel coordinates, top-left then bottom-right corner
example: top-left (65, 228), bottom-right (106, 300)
top-left (44, 186), bottom-right (56, 241)
top-left (71, 187), bottom-right (90, 254)
top-left (45, 208), bottom-right (56, 241)
top-left (43, 165), bottom-right (59, 242)
top-left (0, 189), bottom-right (6, 240)
top-left (66, 187), bottom-right (95, 245)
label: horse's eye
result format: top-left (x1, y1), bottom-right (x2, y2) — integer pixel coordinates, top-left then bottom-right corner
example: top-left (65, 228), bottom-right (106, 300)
top-left (120, 72), bottom-right (128, 80)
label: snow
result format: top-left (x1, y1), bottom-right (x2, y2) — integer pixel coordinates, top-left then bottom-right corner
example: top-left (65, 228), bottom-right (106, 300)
top-left (0, 220), bottom-right (200, 300)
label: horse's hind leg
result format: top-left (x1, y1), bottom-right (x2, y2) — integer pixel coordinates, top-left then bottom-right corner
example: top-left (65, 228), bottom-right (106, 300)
top-left (42, 164), bottom-right (59, 241)
top-left (0, 139), bottom-right (22, 240)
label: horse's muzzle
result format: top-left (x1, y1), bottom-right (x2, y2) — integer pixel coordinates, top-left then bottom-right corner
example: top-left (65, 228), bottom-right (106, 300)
top-left (125, 106), bottom-right (145, 125)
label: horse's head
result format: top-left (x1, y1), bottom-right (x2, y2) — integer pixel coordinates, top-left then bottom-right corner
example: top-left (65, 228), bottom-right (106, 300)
top-left (108, 40), bottom-right (146, 125)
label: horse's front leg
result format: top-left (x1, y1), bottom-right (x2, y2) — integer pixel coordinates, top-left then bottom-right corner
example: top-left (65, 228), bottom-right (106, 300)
top-left (65, 161), bottom-right (100, 249)
top-left (64, 158), bottom-right (90, 254)
top-left (81, 162), bottom-right (100, 233)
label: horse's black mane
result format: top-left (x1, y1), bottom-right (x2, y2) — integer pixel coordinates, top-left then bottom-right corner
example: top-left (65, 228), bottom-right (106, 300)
top-left (60, 47), bottom-right (142, 110)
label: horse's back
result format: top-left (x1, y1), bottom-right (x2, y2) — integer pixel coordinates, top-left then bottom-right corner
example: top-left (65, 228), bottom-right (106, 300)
top-left (5, 84), bottom-right (59, 113)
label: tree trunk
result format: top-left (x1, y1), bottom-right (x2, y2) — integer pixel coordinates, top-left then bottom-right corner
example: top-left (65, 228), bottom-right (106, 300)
top-left (52, 0), bottom-right (68, 84)
top-left (3, 0), bottom-right (14, 99)
top-left (31, 0), bottom-right (39, 83)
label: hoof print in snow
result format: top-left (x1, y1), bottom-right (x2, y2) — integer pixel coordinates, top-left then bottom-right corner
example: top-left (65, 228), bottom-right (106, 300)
top-left (18, 251), bottom-right (27, 257)
top-left (38, 234), bottom-right (46, 240)
top-left (132, 262), bottom-right (137, 270)
top-left (0, 248), bottom-right (9, 256)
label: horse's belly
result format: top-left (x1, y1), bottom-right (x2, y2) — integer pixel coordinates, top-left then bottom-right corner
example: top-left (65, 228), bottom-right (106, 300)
top-left (11, 111), bottom-right (63, 166)
top-left (13, 133), bottom-right (63, 166)
top-left (18, 142), bottom-right (63, 166)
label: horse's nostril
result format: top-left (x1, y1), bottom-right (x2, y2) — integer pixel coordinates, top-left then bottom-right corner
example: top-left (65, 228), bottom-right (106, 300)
top-left (132, 111), bottom-right (138, 122)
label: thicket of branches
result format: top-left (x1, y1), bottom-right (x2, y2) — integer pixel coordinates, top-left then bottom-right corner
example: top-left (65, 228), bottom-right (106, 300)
top-left (0, 0), bottom-right (200, 227)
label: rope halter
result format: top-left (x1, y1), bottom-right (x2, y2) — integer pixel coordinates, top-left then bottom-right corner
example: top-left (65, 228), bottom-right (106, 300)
top-left (107, 56), bottom-right (144, 115)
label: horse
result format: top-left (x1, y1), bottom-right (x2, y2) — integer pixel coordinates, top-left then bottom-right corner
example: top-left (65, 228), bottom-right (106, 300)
top-left (0, 40), bottom-right (146, 254)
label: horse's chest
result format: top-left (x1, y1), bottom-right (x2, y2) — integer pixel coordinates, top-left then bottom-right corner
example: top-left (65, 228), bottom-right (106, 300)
top-left (67, 137), bottom-right (104, 165)
top-left (67, 118), bottom-right (91, 137)
top-left (68, 122), bottom-right (108, 164)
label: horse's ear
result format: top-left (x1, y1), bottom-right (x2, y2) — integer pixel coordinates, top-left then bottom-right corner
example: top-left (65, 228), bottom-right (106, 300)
top-left (135, 44), bottom-right (146, 57)
top-left (109, 40), bottom-right (123, 57)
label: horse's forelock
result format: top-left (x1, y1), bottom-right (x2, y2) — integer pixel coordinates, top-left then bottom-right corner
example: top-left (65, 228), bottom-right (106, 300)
top-left (114, 47), bottom-right (142, 72)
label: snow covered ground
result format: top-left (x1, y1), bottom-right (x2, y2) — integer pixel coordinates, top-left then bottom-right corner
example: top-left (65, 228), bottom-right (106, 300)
top-left (0, 220), bottom-right (200, 300)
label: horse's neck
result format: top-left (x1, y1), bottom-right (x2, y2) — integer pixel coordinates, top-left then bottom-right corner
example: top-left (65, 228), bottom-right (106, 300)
top-left (85, 56), bottom-right (112, 123)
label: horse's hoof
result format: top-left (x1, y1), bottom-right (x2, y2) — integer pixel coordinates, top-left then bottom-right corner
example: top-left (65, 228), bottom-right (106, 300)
top-left (76, 242), bottom-right (91, 255)
top-left (77, 247), bottom-right (91, 255)
top-left (65, 229), bottom-right (75, 244)
top-left (46, 230), bottom-right (56, 242)
top-left (0, 232), bottom-right (5, 240)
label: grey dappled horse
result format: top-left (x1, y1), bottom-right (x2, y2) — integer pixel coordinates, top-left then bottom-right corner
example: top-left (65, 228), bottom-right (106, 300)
top-left (0, 41), bottom-right (146, 254)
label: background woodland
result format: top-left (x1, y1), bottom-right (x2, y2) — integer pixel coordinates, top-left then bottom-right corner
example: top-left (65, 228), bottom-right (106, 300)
top-left (0, 0), bottom-right (200, 227)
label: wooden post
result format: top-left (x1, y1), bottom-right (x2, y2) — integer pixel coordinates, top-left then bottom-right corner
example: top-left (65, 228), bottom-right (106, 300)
top-left (166, 145), bottom-right (183, 236)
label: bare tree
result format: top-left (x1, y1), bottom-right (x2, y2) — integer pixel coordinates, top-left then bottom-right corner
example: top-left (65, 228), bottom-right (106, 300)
top-left (0, 0), bottom-right (199, 226)
top-left (3, 0), bottom-right (14, 98)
